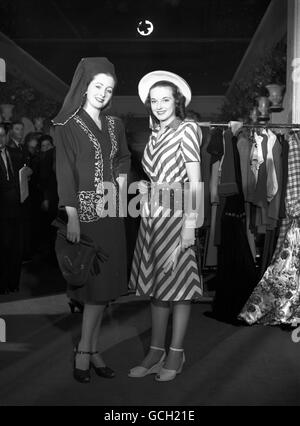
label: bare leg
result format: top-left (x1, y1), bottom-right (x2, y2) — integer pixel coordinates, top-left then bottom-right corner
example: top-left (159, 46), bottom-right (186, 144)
top-left (140, 299), bottom-right (170, 368)
top-left (164, 301), bottom-right (191, 370)
top-left (90, 304), bottom-right (106, 367)
top-left (76, 303), bottom-right (104, 370)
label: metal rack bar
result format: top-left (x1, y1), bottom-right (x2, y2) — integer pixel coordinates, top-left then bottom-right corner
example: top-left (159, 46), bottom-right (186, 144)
top-left (204, 122), bottom-right (300, 129)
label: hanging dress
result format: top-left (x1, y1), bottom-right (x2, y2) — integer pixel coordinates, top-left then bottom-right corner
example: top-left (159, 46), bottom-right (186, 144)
top-left (239, 133), bottom-right (300, 325)
top-left (129, 118), bottom-right (203, 302)
top-left (211, 132), bottom-right (258, 323)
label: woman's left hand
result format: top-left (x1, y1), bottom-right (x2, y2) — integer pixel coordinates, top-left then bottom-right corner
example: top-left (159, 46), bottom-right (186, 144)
top-left (138, 180), bottom-right (150, 195)
top-left (180, 227), bottom-right (195, 251)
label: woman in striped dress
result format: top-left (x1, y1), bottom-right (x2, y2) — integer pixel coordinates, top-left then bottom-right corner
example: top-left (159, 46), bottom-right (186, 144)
top-left (129, 71), bottom-right (203, 382)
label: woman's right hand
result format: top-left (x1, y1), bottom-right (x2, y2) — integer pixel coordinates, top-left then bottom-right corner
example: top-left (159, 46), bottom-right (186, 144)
top-left (65, 207), bottom-right (80, 243)
top-left (67, 215), bottom-right (80, 243)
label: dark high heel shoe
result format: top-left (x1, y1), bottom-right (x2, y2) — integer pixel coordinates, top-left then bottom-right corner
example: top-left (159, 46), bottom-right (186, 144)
top-left (69, 299), bottom-right (84, 314)
top-left (90, 351), bottom-right (115, 378)
top-left (73, 347), bottom-right (91, 383)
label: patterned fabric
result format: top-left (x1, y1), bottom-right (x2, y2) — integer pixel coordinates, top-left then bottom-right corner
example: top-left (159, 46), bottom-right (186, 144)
top-left (250, 133), bottom-right (264, 183)
top-left (143, 119), bottom-right (201, 184)
top-left (273, 133), bottom-right (300, 258)
top-left (238, 220), bottom-right (300, 325)
top-left (129, 119), bottom-right (203, 301)
top-left (74, 115), bottom-right (118, 222)
top-left (239, 134), bottom-right (300, 325)
top-left (285, 133), bottom-right (300, 217)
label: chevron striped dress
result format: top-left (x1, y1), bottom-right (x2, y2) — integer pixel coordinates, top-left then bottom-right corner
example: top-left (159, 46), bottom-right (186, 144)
top-left (129, 118), bottom-right (203, 301)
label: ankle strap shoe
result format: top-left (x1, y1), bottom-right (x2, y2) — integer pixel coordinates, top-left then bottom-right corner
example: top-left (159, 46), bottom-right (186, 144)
top-left (155, 348), bottom-right (185, 382)
top-left (73, 346), bottom-right (91, 383)
top-left (128, 346), bottom-right (166, 378)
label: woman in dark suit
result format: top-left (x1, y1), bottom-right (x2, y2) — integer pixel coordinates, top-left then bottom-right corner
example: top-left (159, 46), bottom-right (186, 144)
top-left (53, 58), bottom-right (131, 383)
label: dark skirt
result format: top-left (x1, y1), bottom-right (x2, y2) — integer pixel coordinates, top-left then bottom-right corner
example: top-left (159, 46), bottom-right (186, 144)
top-left (67, 217), bottom-right (128, 304)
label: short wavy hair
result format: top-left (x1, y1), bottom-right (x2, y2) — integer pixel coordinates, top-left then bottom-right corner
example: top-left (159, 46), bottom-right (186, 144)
top-left (145, 81), bottom-right (187, 126)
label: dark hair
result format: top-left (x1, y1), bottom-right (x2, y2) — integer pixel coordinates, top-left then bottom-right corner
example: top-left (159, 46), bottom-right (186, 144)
top-left (39, 134), bottom-right (54, 146)
top-left (11, 120), bottom-right (24, 128)
top-left (145, 81), bottom-right (186, 126)
top-left (0, 123), bottom-right (8, 134)
top-left (24, 131), bottom-right (40, 148)
top-left (186, 109), bottom-right (201, 122)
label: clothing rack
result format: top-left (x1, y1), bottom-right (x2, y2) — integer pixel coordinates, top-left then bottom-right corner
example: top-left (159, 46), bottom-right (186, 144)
top-left (204, 122), bottom-right (300, 129)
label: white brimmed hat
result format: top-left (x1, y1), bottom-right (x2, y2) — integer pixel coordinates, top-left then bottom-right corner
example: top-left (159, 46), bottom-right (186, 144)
top-left (138, 70), bottom-right (192, 106)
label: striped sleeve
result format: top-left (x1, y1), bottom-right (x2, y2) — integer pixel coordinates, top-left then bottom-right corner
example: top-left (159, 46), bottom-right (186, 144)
top-left (180, 122), bottom-right (201, 163)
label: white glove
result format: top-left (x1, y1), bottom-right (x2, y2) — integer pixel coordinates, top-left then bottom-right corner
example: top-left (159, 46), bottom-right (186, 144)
top-left (180, 227), bottom-right (195, 251)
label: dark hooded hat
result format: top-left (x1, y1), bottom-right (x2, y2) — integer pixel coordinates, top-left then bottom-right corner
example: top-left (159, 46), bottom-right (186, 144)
top-left (52, 57), bottom-right (117, 126)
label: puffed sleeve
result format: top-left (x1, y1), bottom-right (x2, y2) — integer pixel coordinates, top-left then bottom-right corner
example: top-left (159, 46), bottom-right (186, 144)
top-left (181, 122), bottom-right (201, 163)
top-left (54, 124), bottom-right (79, 209)
top-left (116, 118), bottom-right (131, 175)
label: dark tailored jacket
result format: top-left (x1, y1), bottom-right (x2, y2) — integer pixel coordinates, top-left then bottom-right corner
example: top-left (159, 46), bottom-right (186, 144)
top-left (39, 148), bottom-right (58, 203)
top-left (7, 138), bottom-right (28, 168)
top-left (0, 146), bottom-right (21, 219)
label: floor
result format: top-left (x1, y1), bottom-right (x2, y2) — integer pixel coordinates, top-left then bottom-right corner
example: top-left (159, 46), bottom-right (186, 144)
top-left (0, 258), bottom-right (300, 406)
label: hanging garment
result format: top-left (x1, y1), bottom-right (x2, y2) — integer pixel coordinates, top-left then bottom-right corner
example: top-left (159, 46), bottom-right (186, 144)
top-left (207, 128), bottom-right (224, 164)
top-left (239, 220), bottom-right (300, 325)
top-left (260, 228), bottom-right (278, 276)
top-left (250, 132), bottom-right (269, 234)
top-left (239, 133), bottom-right (300, 325)
top-left (237, 129), bottom-right (256, 260)
top-left (278, 134), bottom-right (289, 219)
top-left (204, 128), bottom-right (224, 267)
top-left (252, 132), bottom-right (268, 212)
top-left (204, 158), bottom-right (220, 267)
top-left (265, 129), bottom-right (278, 202)
top-left (218, 129), bottom-right (239, 196)
top-left (204, 203), bottom-right (218, 267)
top-left (237, 129), bottom-right (251, 200)
top-left (212, 194), bottom-right (258, 323)
top-left (250, 132), bottom-right (264, 184)
top-left (200, 126), bottom-right (212, 227)
top-left (267, 135), bottom-right (282, 227)
top-left (212, 132), bottom-right (257, 323)
top-left (245, 133), bottom-right (256, 203)
top-left (245, 202), bottom-right (257, 261)
top-left (274, 133), bottom-right (300, 258)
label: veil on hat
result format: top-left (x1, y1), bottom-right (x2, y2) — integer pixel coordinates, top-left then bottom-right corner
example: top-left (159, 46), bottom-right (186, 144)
top-left (52, 57), bottom-right (117, 126)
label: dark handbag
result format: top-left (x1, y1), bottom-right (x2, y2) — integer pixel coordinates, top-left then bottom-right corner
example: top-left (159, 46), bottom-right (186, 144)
top-left (53, 217), bottom-right (109, 288)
